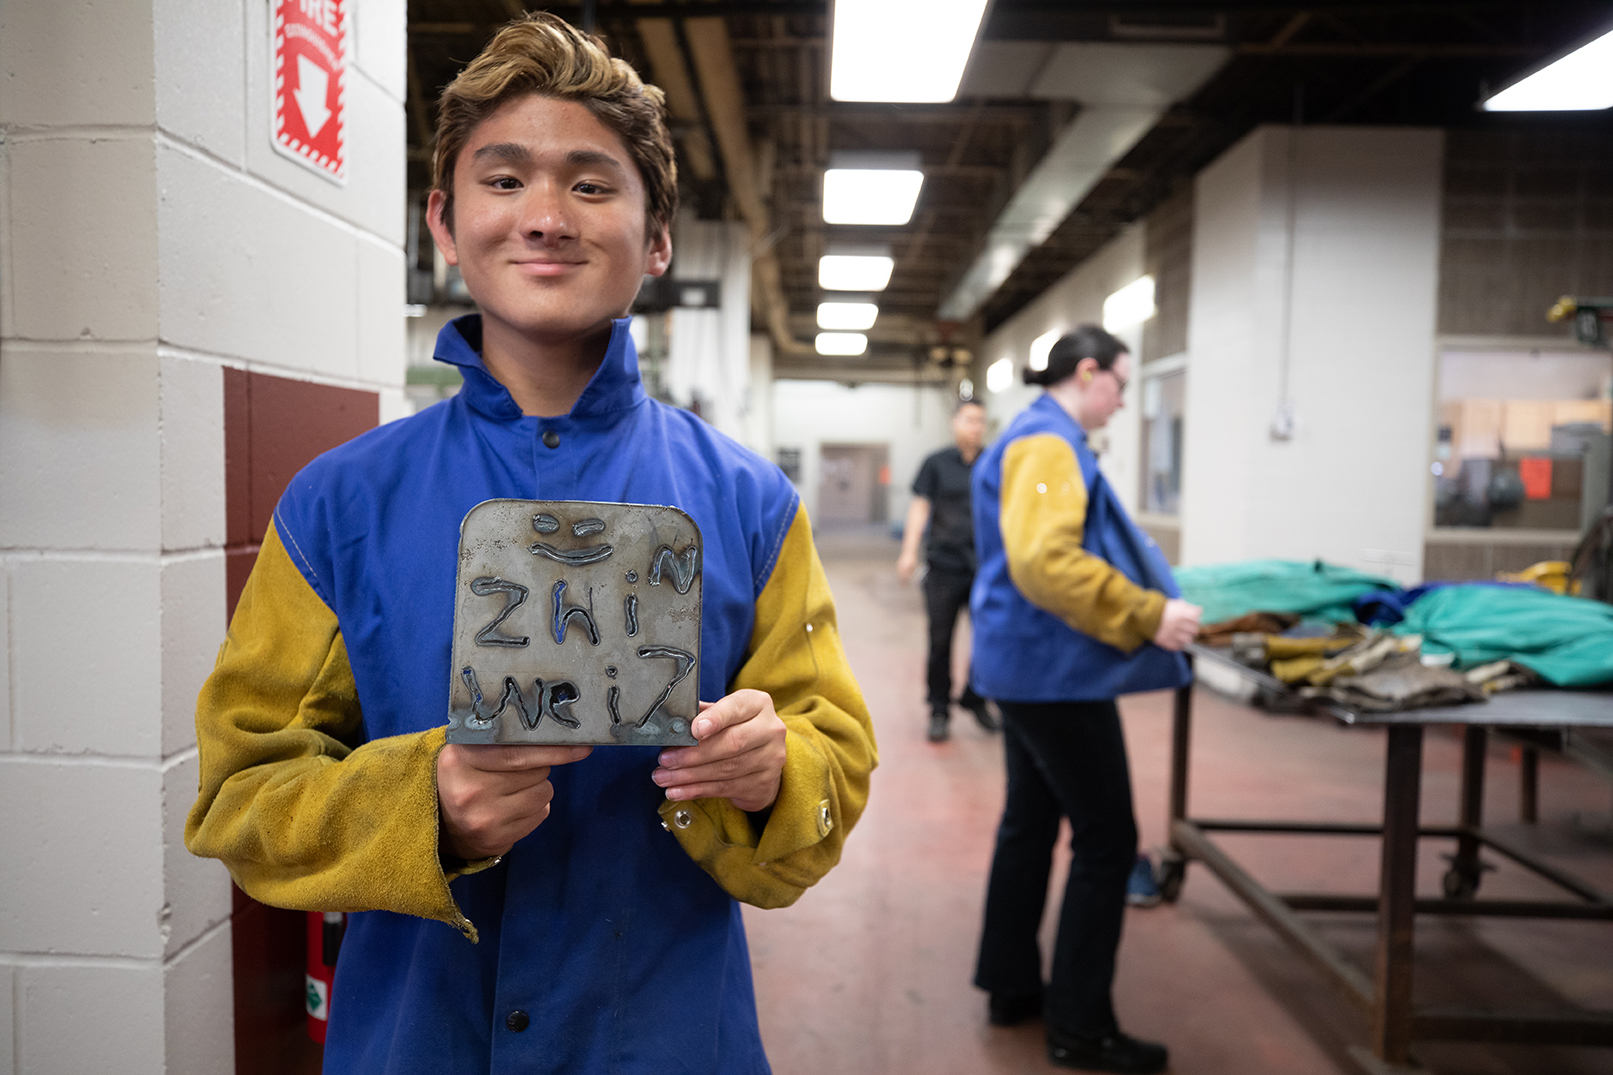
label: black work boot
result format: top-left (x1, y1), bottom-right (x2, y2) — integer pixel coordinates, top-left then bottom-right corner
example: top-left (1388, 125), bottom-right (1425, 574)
top-left (987, 990), bottom-right (1042, 1026)
top-left (1046, 1028), bottom-right (1168, 1074)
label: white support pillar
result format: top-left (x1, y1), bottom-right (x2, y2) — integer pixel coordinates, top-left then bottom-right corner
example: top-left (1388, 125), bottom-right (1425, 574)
top-left (1180, 125), bottom-right (1444, 583)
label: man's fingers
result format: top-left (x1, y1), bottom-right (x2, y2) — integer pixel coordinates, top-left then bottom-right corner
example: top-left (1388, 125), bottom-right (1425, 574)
top-left (652, 746), bottom-right (771, 790)
top-left (688, 689), bottom-right (767, 740)
top-left (439, 775), bottom-right (558, 860)
top-left (658, 778), bottom-right (776, 807)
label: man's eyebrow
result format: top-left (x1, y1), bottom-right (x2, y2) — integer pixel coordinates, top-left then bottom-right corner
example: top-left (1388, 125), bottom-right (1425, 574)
top-left (565, 149), bottom-right (628, 175)
top-left (470, 142), bottom-right (531, 165)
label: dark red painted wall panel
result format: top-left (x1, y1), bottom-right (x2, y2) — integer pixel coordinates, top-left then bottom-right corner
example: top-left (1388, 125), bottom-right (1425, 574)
top-left (221, 368), bottom-right (379, 1074)
top-left (222, 369), bottom-right (379, 616)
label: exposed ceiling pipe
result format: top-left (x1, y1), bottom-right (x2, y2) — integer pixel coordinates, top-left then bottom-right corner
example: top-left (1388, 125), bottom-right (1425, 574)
top-left (681, 17), bottom-right (815, 357)
top-left (938, 42), bottom-right (1231, 322)
top-left (631, 16), bottom-right (720, 182)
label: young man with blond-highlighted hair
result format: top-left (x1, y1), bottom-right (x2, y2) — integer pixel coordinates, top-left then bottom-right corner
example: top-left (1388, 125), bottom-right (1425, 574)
top-left (185, 15), bottom-right (876, 1072)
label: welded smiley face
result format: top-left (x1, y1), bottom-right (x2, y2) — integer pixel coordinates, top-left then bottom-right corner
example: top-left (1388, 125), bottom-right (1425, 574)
top-left (529, 513), bottom-right (613, 565)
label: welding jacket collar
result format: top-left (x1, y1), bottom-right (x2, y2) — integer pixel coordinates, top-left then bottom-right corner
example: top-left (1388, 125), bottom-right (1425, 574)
top-left (433, 313), bottom-right (647, 423)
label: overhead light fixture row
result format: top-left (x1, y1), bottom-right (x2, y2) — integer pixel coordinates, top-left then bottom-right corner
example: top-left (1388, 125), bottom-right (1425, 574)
top-left (818, 255), bottom-right (894, 292)
top-left (829, 0), bottom-right (990, 103)
top-left (817, 302), bottom-right (879, 331)
top-left (822, 169), bottom-right (925, 225)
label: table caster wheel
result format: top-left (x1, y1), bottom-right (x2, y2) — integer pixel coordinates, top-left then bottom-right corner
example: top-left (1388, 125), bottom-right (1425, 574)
top-left (1441, 864), bottom-right (1480, 900)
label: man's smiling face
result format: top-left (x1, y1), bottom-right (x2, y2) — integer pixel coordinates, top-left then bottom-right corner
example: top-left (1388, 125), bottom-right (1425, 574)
top-left (427, 93), bottom-right (672, 348)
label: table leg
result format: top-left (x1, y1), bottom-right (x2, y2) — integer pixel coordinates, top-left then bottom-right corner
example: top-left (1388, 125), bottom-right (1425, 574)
top-left (1372, 724), bottom-right (1424, 1066)
top-left (1160, 655), bottom-right (1194, 902)
top-left (1519, 746), bottom-right (1539, 824)
top-left (1444, 726), bottom-right (1487, 899)
top-left (1169, 678), bottom-right (1192, 824)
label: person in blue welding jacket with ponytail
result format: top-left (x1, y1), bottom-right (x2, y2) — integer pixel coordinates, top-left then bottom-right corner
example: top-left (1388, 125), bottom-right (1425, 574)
top-left (969, 325), bottom-right (1200, 1075)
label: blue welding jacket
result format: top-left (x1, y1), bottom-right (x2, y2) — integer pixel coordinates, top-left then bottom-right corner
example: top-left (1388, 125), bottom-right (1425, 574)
top-left (272, 315), bottom-right (792, 1073)
top-left (969, 393), bottom-right (1192, 702)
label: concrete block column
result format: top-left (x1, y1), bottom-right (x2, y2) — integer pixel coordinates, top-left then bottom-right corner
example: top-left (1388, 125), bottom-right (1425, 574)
top-left (0, 1), bottom-right (405, 1070)
top-left (1180, 125), bottom-right (1444, 581)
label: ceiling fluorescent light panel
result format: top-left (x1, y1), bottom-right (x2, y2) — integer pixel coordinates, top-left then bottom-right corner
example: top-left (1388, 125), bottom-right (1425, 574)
top-left (1484, 27), bottom-right (1613, 111)
top-left (830, 0), bottom-right (991, 103)
top-left (822, 169), bottom-right (925, 225)
top-left (818, 302), bottom-right (879, 331)
top-left (986, 357), bottom-right (1015, 393)
top-left (1103, 276), bottom-right (1156, 333)
top-left (1029, 329), bottom-right (1062, 371)
top-left (819, 255), bottom-right (895, 292)
top-left (816, 332), bottom-right (869, 356)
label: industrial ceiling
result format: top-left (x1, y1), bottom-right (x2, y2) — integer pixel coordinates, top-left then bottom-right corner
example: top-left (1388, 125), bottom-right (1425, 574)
top-left (406, 1), bottom-right (1613, 380)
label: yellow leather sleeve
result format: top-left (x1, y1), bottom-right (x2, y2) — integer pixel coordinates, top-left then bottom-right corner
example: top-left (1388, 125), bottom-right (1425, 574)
top-left (184, 521), bottom-right (482, 940)
top-left (1000, 434), bottom-right (1166, 653)
top-left (659, 504), bottom-right (878, 907)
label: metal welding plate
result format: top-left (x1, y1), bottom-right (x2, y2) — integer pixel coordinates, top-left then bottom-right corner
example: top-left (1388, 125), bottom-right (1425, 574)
top-left (446, 500), bottom-right (702, 746)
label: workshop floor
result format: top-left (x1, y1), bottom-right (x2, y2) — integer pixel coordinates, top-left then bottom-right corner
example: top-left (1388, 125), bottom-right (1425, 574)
top-left (744, 530), bottom-right (1613, 1075)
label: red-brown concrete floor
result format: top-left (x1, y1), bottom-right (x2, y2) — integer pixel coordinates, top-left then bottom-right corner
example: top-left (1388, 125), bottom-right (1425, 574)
top-left (744, 532), bottom-right (1613, 1075)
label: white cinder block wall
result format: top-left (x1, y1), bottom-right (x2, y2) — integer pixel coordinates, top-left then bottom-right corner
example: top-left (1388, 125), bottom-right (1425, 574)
top-left (1180, 125), bottom-right (1444, 582)
top-left (0, 1), bottom-right (406, 1070)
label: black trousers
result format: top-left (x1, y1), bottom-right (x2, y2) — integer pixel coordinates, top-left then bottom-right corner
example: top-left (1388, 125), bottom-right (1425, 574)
top-left (922, 566), bottom-right (985, 713)
top-left (973, 700), bottom-right (1138, 1037)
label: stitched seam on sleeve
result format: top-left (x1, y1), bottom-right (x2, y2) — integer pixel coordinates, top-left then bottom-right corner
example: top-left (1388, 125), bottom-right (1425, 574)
top-left (754, 490), bottom-right (801, 598)
top-left (272, 507), bottom-right (332, 607)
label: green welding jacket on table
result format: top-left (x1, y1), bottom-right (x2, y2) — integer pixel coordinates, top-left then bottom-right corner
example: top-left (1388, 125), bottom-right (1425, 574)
top-left (184, 315), bottom-right (877, 1074)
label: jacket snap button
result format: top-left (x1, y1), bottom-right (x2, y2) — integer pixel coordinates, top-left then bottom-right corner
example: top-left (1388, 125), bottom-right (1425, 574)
top-left (506, 1010), bottom-right (530, 1032)
top-left (542, 430), bottom-right (561, 449)
top-left (819, 804), bottom-right (833, 832)
top-left (673, 809), bottom-right (693, 829)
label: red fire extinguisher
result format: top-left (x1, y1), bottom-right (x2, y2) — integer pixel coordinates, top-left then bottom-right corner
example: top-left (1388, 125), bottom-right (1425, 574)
top-left (306, 910), bottom-right (345, 1042)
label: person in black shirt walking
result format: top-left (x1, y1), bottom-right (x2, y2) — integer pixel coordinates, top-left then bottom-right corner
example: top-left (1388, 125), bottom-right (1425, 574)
top-left (897, 399), bottom-right (999, 742)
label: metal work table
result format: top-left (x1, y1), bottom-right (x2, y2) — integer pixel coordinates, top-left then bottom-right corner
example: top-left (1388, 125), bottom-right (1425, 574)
top-left (1161, 645), bottom-right (1613, 1074)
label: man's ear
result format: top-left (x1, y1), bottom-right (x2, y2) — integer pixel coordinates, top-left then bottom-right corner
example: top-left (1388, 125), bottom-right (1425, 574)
top-left (425, 189), bottom-right (460, 267)
top-left (643, 223), bottom-right (673, 278)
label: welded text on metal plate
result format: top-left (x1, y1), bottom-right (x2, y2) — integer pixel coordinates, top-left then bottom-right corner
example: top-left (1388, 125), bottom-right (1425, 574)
top-left (470, 576), bottom-right (531, 648)
top-left (649, 544), bottom-right (700, 594)
top-left (450, 501), bottom-right (704, 745)
top-left (633, 645), bottom-right (696, 727)
top-left (531, 541), bottom-right (615, 565)
top-left (459, 666), bottom-right (581, 730)
top-left (551, 580), bottom-right (601, 646)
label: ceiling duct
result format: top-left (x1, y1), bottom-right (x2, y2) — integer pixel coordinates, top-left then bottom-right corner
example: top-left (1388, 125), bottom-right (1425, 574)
top-left (938, 42), bottom-right (1230, 322)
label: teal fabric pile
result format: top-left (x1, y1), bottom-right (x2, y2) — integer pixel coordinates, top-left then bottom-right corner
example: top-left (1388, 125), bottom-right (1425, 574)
top-left (1175, 559), bottom-right (1399, 625)
top-left (1392, 585), bottom-right (1613, 688)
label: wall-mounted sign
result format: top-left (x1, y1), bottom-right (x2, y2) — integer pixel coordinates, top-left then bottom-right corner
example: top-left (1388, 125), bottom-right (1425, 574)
top-left (272, 0), bottom-right (346, 183)
top-left (446, 501), bottom-right (703, 747)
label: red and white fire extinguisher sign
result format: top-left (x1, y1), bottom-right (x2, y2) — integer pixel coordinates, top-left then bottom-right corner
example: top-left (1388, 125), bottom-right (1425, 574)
top-left (306, 910), bottom-right (345, 1042)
